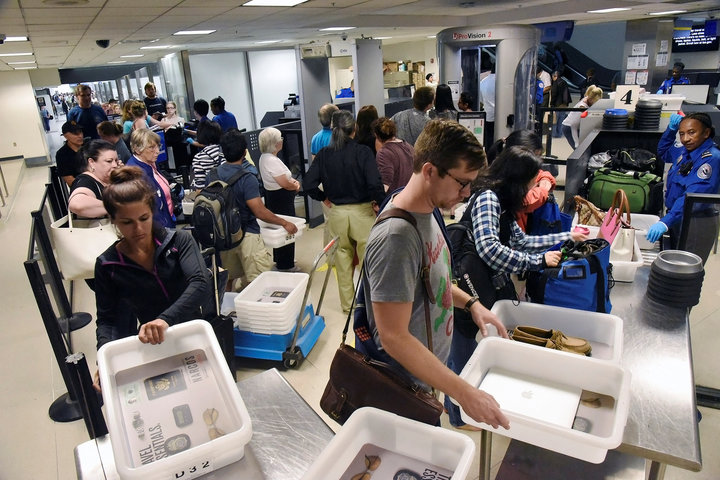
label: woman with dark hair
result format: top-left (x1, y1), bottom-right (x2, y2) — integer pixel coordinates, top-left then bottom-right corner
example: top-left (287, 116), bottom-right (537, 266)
top-left (303, 109), bottom-right (386, 313)
top-left (97, 121), bottom-right (131, 163)
top-left (356, 105), bottom-right (379, 155)
top-left (372, 117), bottom-right (414, 192)
top-left (646, 112), bottom-right (720, 262)
top-left (68, 139), bottom-right (120, 218)
top-left (191, 120), bottom-right (225, 189)
top-left (429, 84), bottom-right (458, 121)
top-left (445, 145), bottom-right (586, 430)
top-left (485, 129), bottom-right (557, 232)
top-left (93, 166), bottom-right (212, 361)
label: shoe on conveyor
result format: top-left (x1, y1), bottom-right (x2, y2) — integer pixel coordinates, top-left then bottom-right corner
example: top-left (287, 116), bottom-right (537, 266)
top-left (512, 326), bottom-right (591, 356)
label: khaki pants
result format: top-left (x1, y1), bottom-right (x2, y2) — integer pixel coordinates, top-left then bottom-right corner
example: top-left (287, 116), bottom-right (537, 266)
top-left (328, 203), bottom-right (376, 312)
top-left (220, 232), bottom-right (273, 291)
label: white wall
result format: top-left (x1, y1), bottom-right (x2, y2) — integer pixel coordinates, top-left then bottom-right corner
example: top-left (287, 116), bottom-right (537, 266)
top-left (188, 51), bottom-right (254, 131)
top-left (247, 49), bottom-right (299, 126)
top-left (382, 38), bottom-right (437, 76)
top-left (0, 71), bottom-right (49, 160)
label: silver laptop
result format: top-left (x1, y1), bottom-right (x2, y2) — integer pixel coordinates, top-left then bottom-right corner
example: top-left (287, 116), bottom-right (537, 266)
top-left (479, 367), bottom-right (581, 428)
top-left (672, 84), bottom-right (710, 104)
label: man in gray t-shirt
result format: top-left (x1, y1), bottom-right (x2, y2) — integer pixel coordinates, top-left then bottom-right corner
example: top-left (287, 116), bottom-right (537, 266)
top-left (391, 86), bottom-right (435, 146)
top-left (362, 119), bottom-right (510, 430)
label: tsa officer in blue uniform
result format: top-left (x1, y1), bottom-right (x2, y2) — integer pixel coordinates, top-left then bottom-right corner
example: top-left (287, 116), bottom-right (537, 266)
top-left (647, 112), bottom-right (720, 263)
top-left (656, 62), bottom-right (690, 94)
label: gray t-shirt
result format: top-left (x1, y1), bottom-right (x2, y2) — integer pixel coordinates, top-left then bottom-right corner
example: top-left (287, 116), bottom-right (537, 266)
top-left (391, 108), bottom-right (429, 146)
top-left (362, 201), bottom-right (454, 389)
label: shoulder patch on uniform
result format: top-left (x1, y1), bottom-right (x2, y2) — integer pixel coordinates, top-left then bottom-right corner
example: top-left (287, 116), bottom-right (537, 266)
top-left (697, 163), bottom-right (712, 180)
top-left (674, 140), bottom-right (683, 148)
top-left (701, 150), bottom-right (712, 159)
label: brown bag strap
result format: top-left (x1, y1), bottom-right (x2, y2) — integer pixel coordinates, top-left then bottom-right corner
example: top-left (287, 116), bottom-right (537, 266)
top-left (609, 189), bottom-right (632, 226)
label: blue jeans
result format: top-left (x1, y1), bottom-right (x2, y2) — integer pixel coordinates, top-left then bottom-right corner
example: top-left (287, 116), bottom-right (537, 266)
top-left (444, 329), bottom-right (479, 426)
top-left (561, 124), bottom-right (576, 150)
top-left (552, 111), bottom-right (567, 138)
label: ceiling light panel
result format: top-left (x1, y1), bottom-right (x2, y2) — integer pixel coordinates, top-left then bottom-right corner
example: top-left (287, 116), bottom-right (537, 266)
top-left (243, 0), bottom-right (309, 6)
top-left (173, 30), bottom-right (216, 35)
top-left (587, 8), bottom-right (631, 14)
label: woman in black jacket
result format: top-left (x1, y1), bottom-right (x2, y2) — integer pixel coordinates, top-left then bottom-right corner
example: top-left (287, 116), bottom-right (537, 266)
top-left (94, 166), bottom-right (212, 353)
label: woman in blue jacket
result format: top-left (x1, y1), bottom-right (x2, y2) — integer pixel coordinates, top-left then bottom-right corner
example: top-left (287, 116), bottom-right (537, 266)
top-left (646, 112), bottom-right (720, 263)
top-left (93, 166), bottom-right (212, 354)
top-left (126, 128), bottom-right (176, 227)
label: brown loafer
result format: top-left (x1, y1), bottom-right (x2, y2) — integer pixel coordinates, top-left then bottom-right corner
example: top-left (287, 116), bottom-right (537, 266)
top-left (514, 326), bottom-right (591, 356)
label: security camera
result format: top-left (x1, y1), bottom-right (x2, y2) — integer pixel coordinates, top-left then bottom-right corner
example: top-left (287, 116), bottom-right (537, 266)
top-left (0, 34), bottom-right (6, 45)
top-left (341, 32), bottom-right (348, 41)
top-left (96, 39), bottom-right (110, 48)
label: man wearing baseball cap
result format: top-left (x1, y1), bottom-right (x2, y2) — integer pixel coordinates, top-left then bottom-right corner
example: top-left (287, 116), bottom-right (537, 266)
top-left (56, 120), bottom-right (86, 186)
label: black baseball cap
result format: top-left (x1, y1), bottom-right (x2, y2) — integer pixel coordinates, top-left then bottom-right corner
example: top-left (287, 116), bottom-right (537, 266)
top-left (61, 120), bottom-right (83, 135)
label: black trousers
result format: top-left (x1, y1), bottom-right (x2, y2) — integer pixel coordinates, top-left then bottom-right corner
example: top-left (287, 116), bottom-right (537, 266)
top-left (264, 188), bottom-right (297, 269)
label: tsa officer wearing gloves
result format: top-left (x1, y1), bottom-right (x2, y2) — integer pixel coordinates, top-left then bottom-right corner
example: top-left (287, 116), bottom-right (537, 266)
top-left (647, 112), bottom-right (720, 263)
top-left (656, 62), bottom-right (690, 94)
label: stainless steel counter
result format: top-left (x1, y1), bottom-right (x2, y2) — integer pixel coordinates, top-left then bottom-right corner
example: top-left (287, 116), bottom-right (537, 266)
top-left (74, 368), bottom-right (334, 479)
top-left (483, 266), bottom-right (702, 480)
top-left (612, 267), bottom-right (701, 473)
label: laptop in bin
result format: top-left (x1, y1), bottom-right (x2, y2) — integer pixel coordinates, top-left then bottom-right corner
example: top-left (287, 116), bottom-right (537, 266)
top-left (479, 367), bottom-right (581, 428)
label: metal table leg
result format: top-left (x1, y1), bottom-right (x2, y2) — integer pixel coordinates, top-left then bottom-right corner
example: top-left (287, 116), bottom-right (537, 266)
top-left (646, 459), bottom-right (667, 480)
top-left (479, 430), bottom-right (492, 480)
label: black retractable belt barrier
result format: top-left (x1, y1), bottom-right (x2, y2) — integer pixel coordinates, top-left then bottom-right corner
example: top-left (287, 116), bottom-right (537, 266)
top-left (66, 352), bottom-right (108, 439)
top-left (24, 259), bottom-right (84, 423)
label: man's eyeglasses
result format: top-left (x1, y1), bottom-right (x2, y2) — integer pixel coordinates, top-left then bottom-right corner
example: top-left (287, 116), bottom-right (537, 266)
top-left (445, 170), bottom-right (473, 191)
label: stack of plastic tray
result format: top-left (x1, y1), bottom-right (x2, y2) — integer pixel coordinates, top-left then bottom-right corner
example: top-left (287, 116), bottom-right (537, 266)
top-left (233, 271), bottom-right (309, 334)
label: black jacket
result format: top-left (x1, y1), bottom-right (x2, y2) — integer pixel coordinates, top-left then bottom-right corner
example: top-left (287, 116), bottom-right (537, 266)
top-left (94, 229), bottom-right (213, 349)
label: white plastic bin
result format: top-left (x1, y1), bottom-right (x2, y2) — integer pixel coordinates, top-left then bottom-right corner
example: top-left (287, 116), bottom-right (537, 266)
top-left (301, 407), bottom-right (475, 480)
top-left (457, 337), bottom-right (630, 464)
top-left (233, 271), bottom-right (308, 333)
top-left (97, 320), bottom-right (252, 480)
top-left (489, 300), bottom-right (623, 362)
top-left (611, 239), bottom-right (643, 282)
top-left (630, 213), bottom-right (660, 250)
top-left (257, 214), bottom-right (306, 248)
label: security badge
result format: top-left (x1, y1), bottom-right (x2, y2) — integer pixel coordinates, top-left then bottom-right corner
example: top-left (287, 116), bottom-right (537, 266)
top-left (697, 151), bottom-right (713, 180)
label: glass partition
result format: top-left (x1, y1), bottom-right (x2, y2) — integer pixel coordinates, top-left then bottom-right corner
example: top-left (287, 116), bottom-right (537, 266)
top-left (514, 46), bottom-right (538, 132)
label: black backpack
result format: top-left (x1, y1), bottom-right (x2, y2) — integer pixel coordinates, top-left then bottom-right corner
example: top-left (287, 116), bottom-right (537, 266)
top-left (192, 169), bottom-right (249, 251)
top-left (446, 193), bottom-right (516, 338)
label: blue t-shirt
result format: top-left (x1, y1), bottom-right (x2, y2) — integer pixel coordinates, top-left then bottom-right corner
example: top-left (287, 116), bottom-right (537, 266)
top-left (310, 127), bottom-right (332, 155)
top-left (212, 111), bottom-right (238, 131)
top-left (67, 104), bottom-right (108, 139)
top-left (215, 161), bottom-right (261, 234)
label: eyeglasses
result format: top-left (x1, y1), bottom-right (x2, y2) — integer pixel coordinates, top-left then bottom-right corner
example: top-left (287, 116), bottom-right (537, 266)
top-left (203, 408), bottom-right (226, 440)
top-left (434, 165), bottom-right (473, 192)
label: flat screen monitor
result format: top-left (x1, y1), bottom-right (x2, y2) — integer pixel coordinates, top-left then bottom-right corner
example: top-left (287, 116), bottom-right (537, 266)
top-left (672, 25), bottom-right (719, 52)
top-left (672, 84), bottom-right (710, 105)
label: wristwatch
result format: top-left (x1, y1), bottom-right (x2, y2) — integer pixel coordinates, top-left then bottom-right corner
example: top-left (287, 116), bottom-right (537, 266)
top-left (464, 296), bottom-right (479, 312)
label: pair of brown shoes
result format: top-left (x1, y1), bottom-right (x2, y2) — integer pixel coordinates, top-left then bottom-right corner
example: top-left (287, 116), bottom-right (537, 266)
top-left (510, 326), bottom-right (592, 356)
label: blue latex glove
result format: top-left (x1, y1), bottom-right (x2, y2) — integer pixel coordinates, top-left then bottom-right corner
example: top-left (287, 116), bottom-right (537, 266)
top-left (656, 89), bottom-right (663, 94)
top-left (186, 137), bottom-right (194, 145)
top-left (668, 113), bottom-right (684, 130)
top-left (646, 222), bottom-right (668, 243)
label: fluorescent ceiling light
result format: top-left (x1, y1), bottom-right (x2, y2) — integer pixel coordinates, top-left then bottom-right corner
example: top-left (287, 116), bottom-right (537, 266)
top-left (140, 45), bottom-right (173, 50)
top-left (427, 35), bottom-right (436, 39)
top-left (5, 36), bottom-right (29, 42)
top-left (243, 0), bottom-right (308, 6)
top-left (0, 52), bottom-right (33, 57)
top-left (108, 60), bottom-right (126, 64)
top-left (319, 26), bottom-right (356, 31)
top-left (120, 54), bottom-right (144, 58)
top-left (648, 10), bottom-right (686, 16)
top-left (173, 30), bottom-right (216, 35)
top-left (587, 7), bottom-right (631, 14)
top-left (8, 61), bottom-right (35, 64)
top-left (14, 66), bottom-right (36, 70)
top-left (375, 37), bottom-right (392, 40)
top-left (255, 40), bottom-right (281, 44)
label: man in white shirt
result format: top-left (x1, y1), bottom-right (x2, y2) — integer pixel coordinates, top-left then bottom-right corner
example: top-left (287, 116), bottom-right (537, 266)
top-left (478, 63), bottom-right (496, 147)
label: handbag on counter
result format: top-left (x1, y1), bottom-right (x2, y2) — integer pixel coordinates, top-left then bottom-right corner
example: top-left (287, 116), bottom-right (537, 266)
top-left (319, 208), bottom-right (443, 426)
top-left (49, 214), bottom-right (117, 281)
top-left (526, 238), bottom-right (613, 314)
top-left (598, 189), bottom-right (631, 245)
top-left (610, 226), bottom-right (636, 263)
top-left (574, 196), bottom-right (605, 227)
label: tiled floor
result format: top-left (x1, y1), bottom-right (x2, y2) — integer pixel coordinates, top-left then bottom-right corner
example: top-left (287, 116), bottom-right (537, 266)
top-left (1, 119), bottom-right (718, 479)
